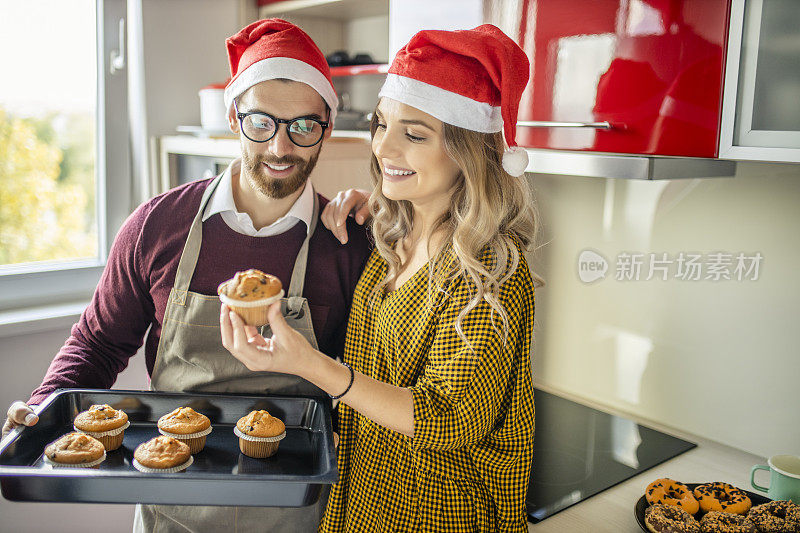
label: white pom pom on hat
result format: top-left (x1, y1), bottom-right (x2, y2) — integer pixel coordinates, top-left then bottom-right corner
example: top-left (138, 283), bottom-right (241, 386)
top-left (378, 24), bottom-right (530, 177)
top-left (502, 146), bottom-right (529, 177)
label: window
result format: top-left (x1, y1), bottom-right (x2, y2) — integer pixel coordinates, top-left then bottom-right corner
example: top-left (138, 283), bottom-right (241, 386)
top-left (0, 0), bottom-right (130, 312)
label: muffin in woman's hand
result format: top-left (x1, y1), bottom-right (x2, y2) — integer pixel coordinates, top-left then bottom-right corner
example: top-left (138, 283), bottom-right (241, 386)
top-left (235, 410), bottom-right (286, 458)
top-left (44, 432), bottom-right (106, 468)
top-left (133, 436), bottom-right (193, 473)
top-left (157, 407), bottom-right (212, 454)
top-left (73, 403), bottom-right (129, 451)
top-left (218, 269), bottom-right (284, 327)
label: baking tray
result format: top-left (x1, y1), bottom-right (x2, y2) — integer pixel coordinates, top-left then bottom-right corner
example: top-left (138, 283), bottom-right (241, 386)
top-left (0, 389), bottom-right (337, 507)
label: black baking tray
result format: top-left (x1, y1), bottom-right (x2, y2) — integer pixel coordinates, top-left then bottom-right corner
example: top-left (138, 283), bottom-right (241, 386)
top-left (0, 389), bottom-right (337, 507)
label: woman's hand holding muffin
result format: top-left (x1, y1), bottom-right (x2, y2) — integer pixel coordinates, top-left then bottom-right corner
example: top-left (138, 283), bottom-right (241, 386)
top-left (222, 297), bottom-right (416, 438)
top-left (220, 301), bottom-right (317, 376)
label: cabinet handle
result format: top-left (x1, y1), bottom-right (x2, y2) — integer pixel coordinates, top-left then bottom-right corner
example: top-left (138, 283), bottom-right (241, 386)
top-left (517, 121), bottom-right (613, 129)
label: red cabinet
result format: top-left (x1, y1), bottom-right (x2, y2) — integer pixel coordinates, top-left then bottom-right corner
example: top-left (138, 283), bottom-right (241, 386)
top-left (513, 0), bottom-right (731, 158)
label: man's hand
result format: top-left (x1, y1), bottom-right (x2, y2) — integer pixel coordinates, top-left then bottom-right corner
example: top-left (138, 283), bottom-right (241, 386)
top-left (2, 401), bottom-right (38, 440)
top-left (320, 188), bottom-right (371, 244)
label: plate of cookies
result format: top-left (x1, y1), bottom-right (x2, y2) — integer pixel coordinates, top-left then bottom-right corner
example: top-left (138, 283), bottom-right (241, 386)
top-left (635, 478), bottom-right (800, 532)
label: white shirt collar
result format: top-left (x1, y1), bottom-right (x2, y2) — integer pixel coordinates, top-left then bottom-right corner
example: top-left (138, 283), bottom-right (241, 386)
top-left (202, 158), bottom-right (315, 237)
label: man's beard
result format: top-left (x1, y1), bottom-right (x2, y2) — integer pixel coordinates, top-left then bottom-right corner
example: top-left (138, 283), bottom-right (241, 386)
top-left (242, 148), bottom-right (320, 199)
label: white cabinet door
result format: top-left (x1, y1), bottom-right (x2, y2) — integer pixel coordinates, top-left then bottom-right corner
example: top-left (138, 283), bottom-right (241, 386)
top-left (720, 0), bottom-right (800, 162)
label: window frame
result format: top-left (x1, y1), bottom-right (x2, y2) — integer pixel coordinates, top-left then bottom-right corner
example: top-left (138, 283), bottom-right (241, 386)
top-left (0, 0), bottom-right (131, 314)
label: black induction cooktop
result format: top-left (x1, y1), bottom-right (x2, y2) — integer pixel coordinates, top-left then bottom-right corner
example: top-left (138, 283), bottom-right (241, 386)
top-left (527, 389), bottom-right (696, 523)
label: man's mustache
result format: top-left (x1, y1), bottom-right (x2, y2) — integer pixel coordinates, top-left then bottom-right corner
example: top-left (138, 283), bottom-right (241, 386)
top-left (255, 155), bottom-right (306, 166)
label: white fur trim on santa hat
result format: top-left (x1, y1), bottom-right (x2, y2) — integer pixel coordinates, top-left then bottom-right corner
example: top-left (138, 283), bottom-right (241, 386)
top-left (224, 57), bottom-right (338, 124)
top-left (379, 74), bottom-right (502, 133)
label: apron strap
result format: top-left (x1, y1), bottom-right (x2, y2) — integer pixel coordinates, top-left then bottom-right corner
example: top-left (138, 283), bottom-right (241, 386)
top-left (172, 173), bottom-right (319, 312)
top-left (285, 193), bottom-right (319, 315)
top-left (171, 175), bottom-right (223, 300)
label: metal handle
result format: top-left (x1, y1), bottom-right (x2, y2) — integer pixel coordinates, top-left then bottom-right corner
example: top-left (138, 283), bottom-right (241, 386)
top-left (110, 18), bottom-right (125, 75)
top-left (517, 120), bottom-right (613, 129)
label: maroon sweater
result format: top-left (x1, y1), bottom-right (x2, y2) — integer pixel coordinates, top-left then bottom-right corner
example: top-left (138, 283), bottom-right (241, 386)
top-left (29, 178), bottom-right (371, 405)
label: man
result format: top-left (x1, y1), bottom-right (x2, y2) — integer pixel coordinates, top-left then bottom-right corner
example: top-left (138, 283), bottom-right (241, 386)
top-left (2, 19), bottom-right (370, 532)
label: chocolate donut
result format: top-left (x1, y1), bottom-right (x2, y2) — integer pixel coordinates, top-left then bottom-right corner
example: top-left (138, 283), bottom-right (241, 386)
top-left (700, 511), bottom-right (756, 533)
top-left (694, 482), bottom-right (752, 515)
top-left (646, 478), bottom-right (700, 515)
top-left (645, 503), bottom-right (701, 533)
top-left (747, 500), bottom-right (800, 533)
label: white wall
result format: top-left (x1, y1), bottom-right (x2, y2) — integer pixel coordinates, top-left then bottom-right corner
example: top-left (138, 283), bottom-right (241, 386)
top-left (140, 0), bottom-right (239, 136)
top-left (527, 161), bottom-right (800, 458)
top-left (130, 0), bottom-right (243, 204)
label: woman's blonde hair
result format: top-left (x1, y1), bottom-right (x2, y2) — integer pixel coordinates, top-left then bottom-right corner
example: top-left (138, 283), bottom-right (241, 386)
top-left (367, 108), bottom-right (545, 347)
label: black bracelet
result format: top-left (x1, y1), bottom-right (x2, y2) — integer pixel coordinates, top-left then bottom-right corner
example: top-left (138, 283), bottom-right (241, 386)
top-left (329, 361), bottom-right (355, 400)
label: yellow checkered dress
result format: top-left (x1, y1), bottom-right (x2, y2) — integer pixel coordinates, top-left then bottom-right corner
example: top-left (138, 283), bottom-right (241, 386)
top-left (320, 238), bottom-right (535, 532)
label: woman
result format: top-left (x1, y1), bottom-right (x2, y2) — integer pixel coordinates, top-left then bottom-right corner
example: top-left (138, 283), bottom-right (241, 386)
top-left (221, 24), bottom-right (543, 532)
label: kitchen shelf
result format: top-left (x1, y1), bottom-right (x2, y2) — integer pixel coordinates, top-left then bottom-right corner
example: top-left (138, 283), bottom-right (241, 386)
top-left (258, 0), bottom-right (388, 20)
top-left (155, 131), bottom-right (371, 195)
top-left (330, 64), bottom-right (388, 77)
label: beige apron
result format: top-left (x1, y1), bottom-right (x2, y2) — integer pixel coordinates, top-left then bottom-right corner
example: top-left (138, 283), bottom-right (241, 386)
top-left (134, 175), bottom-right (329, 532)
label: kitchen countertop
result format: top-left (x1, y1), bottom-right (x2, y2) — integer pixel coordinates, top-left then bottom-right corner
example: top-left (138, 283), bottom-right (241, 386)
top-left (527, 387), bottom-right (766, 532)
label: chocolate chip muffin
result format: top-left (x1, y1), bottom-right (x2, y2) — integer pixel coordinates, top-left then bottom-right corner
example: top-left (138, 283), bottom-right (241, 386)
top-left (133, 436), bottom-right (193, 473)
top-left (73, 404), bottom-right (129, 451)
top-left (218, 269), bottom-right (283, 326)
top-left (235, 410), bottom-right (286, 458)
top-left (44, 432), bottom-right (106, 468)
top-left (157, 407), bottom-right (212, 454)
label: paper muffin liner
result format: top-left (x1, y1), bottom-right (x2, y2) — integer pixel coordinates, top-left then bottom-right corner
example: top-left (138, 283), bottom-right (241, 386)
top-left (219, 289), bottom-right (284, 327)
top-left (43, 450), bottom-right (106, 469)
top-left (74, 421), bottom-right (130, 451)
top-left (132, 455), bottom-right (193, 474)
top-left (234, 427), bottom-right (286, 458)
top-left (158, 426), bottom-right (212, 454)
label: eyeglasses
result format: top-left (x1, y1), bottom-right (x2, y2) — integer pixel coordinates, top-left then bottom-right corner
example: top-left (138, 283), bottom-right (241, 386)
top-left (234, 100), bottom-right (329, 147)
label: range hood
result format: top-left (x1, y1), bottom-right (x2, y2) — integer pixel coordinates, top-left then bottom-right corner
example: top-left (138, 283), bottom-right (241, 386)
top-left (523, 149), bottom-right (737, 180)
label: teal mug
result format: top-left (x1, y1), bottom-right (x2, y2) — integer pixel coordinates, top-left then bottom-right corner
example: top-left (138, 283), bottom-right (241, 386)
top-left (750, 455), bottom-right (800, 504)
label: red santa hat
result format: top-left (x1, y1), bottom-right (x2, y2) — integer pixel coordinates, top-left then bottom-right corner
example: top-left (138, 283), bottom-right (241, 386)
top-left (379, 24), bottom-right (530, 176)
top-left (224, 19), bottom-right (338, 125)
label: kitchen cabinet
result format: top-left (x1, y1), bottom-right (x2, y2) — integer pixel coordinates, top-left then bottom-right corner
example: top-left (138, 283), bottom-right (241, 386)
top-left (491, 0), bottom-right (731, 159)
top-left (390, 0), bottom-right (737, 179)
top-left (719, 0), bottom-right (800, 162)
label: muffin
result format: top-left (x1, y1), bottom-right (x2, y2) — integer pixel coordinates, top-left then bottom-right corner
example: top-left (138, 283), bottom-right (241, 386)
top-left (235, 410), bottom-right (286, 458)
top-left (44, 432), bottom-right (106, 468)
top-left (217, 269), bottom-right (283, 326)
top-left (133, 436), bottom-right (193, 473)
top-left (73, 403), bottom-right (129, 451)
top-left (157, 407), bottom-right (212, 454)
